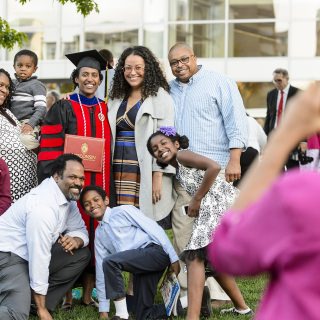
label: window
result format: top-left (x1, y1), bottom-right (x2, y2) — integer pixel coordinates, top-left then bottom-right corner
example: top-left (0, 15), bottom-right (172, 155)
top-left (229, 0), bottom-right (275, 19)
top-left (169, 23), bottom-right (224, 57)
top-left (169, 0), bottom-right (225, 21)
top-left (144, 26), bottom-right (164, 58)
top-left (228, 23), bottom-right (288, 57)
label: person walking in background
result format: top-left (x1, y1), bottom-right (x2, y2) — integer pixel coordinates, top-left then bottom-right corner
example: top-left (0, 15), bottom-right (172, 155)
top-left (0, 68), bottom-right (37, 201)
top-left (108, 45), bottom-right (176, 223)
top-left (97, 49), bottom-right (115, 101)
top-left (0, 154), bottom-right (90, 320)
top-left (300, 133), bottom-right (320, 171)
top-left (167, 42), bottom-right (248, 305)
top-left (264, 68), bottom-right (300, 169)
top-left (38, 50), bottom-right (115, 308)
top-left (209, 83), bottom-right (320, 320)
top-left (46, 90), bottom-right (60, 111)
top-left (99, 49), bottom-right (114, 69)
top-left (0, 158), bottom-right (11, 215)
top-left (233, 113), bottom-right (267, 187)
top-left (147, 128), bottom-right (251, 319)
top-left (10, 49), bottom-right (47, 150)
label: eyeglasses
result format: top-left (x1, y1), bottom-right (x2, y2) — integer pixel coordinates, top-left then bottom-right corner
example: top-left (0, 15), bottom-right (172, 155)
top-left (169, 55), bottom-right (194, 68)
top-left (122, 65), bottom-right (145, 73)
top-left (273, 79), bottom-right (283, 84)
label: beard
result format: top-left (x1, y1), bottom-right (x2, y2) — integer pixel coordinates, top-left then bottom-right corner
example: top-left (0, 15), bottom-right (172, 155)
top-left (66, 186), bottom-right (82, 201)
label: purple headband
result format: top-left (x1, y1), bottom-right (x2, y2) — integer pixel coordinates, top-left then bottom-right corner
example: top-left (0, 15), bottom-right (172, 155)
top-left (159, 126), bottom-right (176, 137)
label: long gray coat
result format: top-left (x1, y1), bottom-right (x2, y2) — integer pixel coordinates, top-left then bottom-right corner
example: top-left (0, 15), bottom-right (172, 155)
top-left (108, 88), bottom-right (176, 221)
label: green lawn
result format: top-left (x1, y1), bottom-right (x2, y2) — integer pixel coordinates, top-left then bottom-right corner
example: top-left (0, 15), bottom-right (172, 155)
top-left (30, 275), bottom-right (267, 319)
top-left (30, 231), bottom-right (267, 319)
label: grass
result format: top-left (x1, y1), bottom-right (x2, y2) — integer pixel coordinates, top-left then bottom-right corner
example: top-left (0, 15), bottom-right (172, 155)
top-left (30, 274), bottom-right (267, 319)
top-left (30, 231), bottom-right (267, 319)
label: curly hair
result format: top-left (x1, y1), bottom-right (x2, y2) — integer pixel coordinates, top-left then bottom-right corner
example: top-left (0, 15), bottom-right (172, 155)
top-left (146, 131), bottom-right (189, 168)
top-left (109, 46), bottom-right (170, 100)
top-left (0, 68), bottom-right (17, 126)
top-left (0, 68), bottom-right (14, 108)
top-left (70, 68), bottom-right (103, 90)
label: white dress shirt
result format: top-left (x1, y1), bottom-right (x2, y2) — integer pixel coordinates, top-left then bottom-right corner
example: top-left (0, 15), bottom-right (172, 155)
top-left (0, 177), bottom-right (89, 295)
top-left (247, 116), bottom-right (267, 153)
top-left (96, 69), bottom-right (115, 100)
top-left (95, 205), bottom-right (179, 312)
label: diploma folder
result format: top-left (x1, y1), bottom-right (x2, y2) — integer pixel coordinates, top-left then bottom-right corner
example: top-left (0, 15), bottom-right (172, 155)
top-left (160, 272), bottom-right (180, 316)
top-left (64, 134), bottom-right (105, 172)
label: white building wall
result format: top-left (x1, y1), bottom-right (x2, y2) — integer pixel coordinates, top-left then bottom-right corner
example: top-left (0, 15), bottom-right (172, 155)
top-left (1, 0), bottom-right (320, 116)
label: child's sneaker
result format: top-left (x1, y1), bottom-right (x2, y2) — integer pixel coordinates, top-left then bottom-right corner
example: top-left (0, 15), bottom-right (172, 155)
top-left (220, 307), bottom-right (253, 315)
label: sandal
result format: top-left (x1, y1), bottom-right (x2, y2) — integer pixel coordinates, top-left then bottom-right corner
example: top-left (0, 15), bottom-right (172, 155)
top-left (61, 302), bottom-right (73, 311)
top-left (81, 300), bottom-right (99, 308)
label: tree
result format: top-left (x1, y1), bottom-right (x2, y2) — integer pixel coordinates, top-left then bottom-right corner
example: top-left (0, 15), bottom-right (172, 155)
top-left (0, 17), bottom-right (27, 50)
top-left (0, 0), bottom-right (99, 50)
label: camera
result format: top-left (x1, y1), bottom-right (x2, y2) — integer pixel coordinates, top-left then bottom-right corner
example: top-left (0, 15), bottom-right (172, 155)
top-left (298, 150), bottom-right (314, 165)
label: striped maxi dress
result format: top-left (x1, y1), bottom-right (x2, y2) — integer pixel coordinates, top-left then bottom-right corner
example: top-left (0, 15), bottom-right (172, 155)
top-left (113, 100), bottom-right (142, 207)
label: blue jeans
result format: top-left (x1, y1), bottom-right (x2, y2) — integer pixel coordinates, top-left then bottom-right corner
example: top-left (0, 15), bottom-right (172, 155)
top-left (103, 244), bottom-right (170, 320)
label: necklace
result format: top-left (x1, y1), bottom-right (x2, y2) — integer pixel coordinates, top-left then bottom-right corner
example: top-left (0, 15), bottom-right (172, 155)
top-left (77, 94), bottom-right (106, 190)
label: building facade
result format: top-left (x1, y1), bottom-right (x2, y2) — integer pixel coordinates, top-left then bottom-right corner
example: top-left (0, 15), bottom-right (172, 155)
top-left (1, 0), bottom-right (320, 115)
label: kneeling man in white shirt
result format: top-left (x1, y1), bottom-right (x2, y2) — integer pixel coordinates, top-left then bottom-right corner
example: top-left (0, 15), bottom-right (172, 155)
top-left (0, 154), bottom-right (90, 320)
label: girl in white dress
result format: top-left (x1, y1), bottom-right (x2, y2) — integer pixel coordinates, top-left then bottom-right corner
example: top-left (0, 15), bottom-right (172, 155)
top-left (147, 126), bottom-right (251, 319)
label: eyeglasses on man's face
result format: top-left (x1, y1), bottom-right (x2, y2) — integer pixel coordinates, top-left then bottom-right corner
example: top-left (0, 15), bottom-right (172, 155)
top-left (122, 65), bottom-right (145, 73)
top-left (169, 55), bottom-right (194, 68)
top-left (273, 79), bottom-right (283, 84)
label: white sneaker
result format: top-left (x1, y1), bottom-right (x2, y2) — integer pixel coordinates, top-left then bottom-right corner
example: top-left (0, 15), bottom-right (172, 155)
top-left (220, 307), bottom-right (253, 315)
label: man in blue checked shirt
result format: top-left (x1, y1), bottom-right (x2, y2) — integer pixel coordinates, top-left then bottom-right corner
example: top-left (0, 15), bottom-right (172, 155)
top-left (167, 43), bottom-right (248, 308)
top-left (80, 185), bottom-right (181, 320)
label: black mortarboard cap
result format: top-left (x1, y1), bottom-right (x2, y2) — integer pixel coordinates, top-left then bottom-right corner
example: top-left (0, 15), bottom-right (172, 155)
top-left (65, 50), bottom-right (107, 71)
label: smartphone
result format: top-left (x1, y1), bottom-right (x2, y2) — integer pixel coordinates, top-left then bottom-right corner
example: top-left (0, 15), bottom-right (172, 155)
top-left (181, 206), bottom-right (189, 216)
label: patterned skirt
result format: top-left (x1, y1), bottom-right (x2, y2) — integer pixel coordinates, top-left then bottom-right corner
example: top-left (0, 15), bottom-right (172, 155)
top-left (113, 130), bottom-right (140, 207)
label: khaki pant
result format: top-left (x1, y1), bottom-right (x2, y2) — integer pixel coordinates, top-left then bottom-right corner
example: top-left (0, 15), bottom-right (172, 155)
top-left (171, 178), bottom-right (193, 295)
top-left (19, 119), bottom-right (40, 150)
top-left (172, 171), bottom-right (230, 301)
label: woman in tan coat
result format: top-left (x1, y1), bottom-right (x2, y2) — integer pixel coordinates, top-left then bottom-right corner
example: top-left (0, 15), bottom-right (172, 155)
top-left (108, 46), bottom-right (176, 222)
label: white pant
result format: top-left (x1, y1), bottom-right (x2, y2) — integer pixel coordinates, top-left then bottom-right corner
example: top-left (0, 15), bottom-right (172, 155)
top-left (19, 119), bottom-right (40, 150)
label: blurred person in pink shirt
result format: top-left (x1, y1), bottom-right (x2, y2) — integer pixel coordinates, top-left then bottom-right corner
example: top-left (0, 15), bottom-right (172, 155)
top-left (209, 83), bottom-right (320, 320)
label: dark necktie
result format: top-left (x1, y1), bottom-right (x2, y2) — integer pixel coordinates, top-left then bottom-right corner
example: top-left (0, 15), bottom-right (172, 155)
top-left (104, 68), bottom-right (109, 103)
top-left (277, 90), bottom-right (284, 125)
